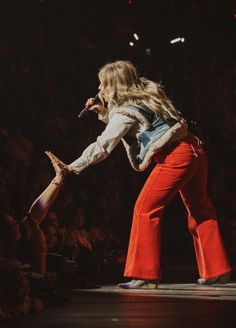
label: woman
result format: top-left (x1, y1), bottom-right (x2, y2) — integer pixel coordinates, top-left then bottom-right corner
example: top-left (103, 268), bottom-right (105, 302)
top-left (46, 60), bottom-right (231, 289)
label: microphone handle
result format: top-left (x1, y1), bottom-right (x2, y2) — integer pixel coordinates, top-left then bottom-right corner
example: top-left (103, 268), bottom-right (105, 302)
top-left (78, 107), bottom-right (89, 119)
top-left (77, 94), bottom-right (101, 119)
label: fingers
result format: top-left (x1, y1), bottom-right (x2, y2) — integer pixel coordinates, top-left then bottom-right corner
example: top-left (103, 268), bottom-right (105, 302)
top-left (45, 151), bottom-right (62, 164)
top-left (85, 97), bottom-right (95, 111)
top-left (90, 104), bottom-right (101, 112)
top-left (45, 151), bottom-right (69, 172)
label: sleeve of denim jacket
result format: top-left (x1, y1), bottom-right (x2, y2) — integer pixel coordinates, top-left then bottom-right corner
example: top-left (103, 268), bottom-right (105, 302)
top-left (68, 113), bottom-right (136, 175)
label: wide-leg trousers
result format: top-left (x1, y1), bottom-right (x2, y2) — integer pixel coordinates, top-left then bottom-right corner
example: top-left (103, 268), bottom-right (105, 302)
top-left (124, 134), bottom-right (231, 280)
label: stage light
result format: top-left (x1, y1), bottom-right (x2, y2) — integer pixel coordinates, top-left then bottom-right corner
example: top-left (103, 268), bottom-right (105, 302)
top-left (134, 33), bottom-right (139, 40)
top-left (129, 42), bottom-right (134, 47)
top-left (170, 37), bottom-right (185, 44)
top-left (170, 37), bottom-right (181, 44)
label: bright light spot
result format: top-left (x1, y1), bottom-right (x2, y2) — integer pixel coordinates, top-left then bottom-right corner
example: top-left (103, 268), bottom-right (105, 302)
top-left (170, 37), bottom-right (181, 44)
top-left (111, 318), bottom-right (119, 322)
top-left (129, 42), bottom-right (134, 47)
top-left (170, 37), bottom-right (185, 44)
top-left (145, 48), bottom-right (151, 55)
top-left (134, 33), bottom-right (139, 40)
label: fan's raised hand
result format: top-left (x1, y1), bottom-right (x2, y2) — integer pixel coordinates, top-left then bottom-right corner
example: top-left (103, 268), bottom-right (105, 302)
top-left (45, 151), bottom-right (71, 174)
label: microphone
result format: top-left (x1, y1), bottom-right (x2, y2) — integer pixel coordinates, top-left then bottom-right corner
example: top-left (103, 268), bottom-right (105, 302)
top-left (78, 94), bottom-right (101, 119)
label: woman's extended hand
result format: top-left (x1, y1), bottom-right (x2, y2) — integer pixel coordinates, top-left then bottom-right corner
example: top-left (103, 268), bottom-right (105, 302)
top-left (45, 151), bottom-right (71, 175)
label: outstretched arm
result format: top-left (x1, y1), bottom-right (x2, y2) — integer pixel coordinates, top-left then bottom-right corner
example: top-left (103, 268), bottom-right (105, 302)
top-left (26, 151), bottom-right (66, 225)
top-left (46, 113), bottom-right (136, 176)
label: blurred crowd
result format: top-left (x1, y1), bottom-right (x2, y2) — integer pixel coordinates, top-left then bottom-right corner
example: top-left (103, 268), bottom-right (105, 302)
top-left (0, 0), bottom-right (235, 326)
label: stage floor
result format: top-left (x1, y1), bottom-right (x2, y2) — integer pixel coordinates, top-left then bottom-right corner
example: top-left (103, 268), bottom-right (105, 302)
top-left (23, 282), bottom-right (236, 328)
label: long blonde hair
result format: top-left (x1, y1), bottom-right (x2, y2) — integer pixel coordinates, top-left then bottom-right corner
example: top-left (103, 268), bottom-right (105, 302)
top-left (98, 60), bottom-right (182, 120)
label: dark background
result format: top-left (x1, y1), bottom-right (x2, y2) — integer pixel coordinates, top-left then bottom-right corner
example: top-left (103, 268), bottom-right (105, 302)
top-left (0, 0), bottom-right (235, 267)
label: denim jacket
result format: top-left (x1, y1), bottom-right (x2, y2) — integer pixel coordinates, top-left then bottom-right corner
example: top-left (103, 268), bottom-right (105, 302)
top-left (109, 105), bottom-right (188, 171)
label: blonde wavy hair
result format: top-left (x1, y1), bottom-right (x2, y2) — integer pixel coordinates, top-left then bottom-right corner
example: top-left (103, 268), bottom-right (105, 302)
top-left (98, 60), bottom-right (182, 120)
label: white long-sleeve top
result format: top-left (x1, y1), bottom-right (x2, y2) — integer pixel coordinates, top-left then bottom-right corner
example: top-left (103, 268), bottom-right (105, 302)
top-left (68, 113), bottom-right (136, 175)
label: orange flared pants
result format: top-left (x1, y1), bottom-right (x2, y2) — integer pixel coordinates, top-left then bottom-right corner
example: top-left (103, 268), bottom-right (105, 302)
top-left (124, 134), bottom-right (231, 280)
